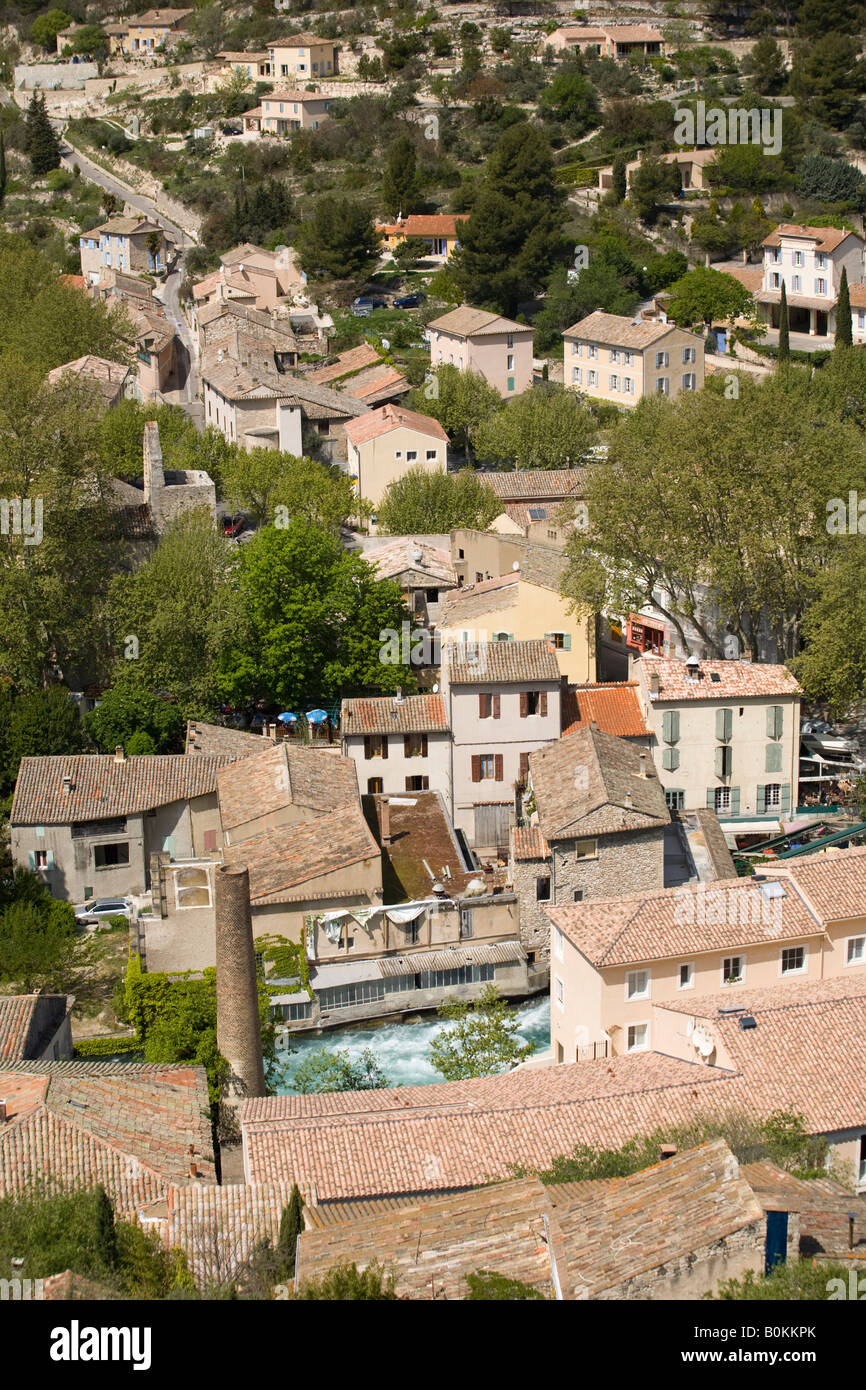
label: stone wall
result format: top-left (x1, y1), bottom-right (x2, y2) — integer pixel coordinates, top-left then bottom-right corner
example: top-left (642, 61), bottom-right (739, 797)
top-left (597, 1214), bottom-right (799, 1301)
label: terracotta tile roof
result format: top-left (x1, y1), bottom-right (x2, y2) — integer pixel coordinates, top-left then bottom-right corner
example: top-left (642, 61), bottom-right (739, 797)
top-left (216, 742), bottom-right (359, 831)
top-left (848, 282), bottom-right (866, 309)
top-left (562, 682), bottom-right (649, 738)
top-left (346, 364), bottom-right (410, 404)
top-left (41, 1269), bottom-right (125, 1300)
top-left (202, 358), bottom-right (367, 416)
top-left (241, 1053), bottom-right (733, 1198)
top-left (307, 342), bottom-right (383, 384)
top-left (440, 574), bottom-right (520, 623)
top-left (61, 274), bottom-right (87, 291)
top-left (363, 789), bottom-right (477, 901)
top-left (530, 727), bottom-right (669, 840)
top-left (47, 355), bottom-right (131, 405)
top-left (0, 995), bottom-right (69, 1062)
top-left (786, 845), bottom-right (866, 923)
top-left (297, 1176), bottom-right (557, 1298)
top-left (343, 402), bottom-right (447, 446)
top-left (444, 638), bottom-right (561, 685)
top-left (638, 655), bottom-right (802, 701)
top-left (185, 721), bottom-right (274, 758)
top-left (501, 500), bottom-right (572, 529)
top-left (563, 310), bottom-right (686, 349)
top-left (0, 1061), bottom-right (215, 1213)
top-left (478, 466), bottom-right (586, 502)
top-left (341, 693), bottom-right (448, 736)
top-left (263, 89), bottom-right (333, 103)
top-left (149, 1180), bottom-right (297, 1284)
top-left (762, 224), bottom-right (861, 252)
top-left (600, 23), bottom-right (664, 40)
top-left (547, 872), bottom-right (823, 968)
top-left (383, 214), bottom-right (468, 238)
top-left (222, 804), bottom-right (379, 903)
top-left (428, 306), bottom-right (532, 338)
top-left (11, 753), bottom-right (233, 825)
top-left (91, 216), bottom-right (164, 237)
top-left (511, 824), bottom-right (549, 861)
top-left (367, 538), bottom-right (456, 586)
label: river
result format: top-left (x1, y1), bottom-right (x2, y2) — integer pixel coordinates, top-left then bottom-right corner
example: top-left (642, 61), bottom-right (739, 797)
top-left (271, 994), bottom-right (551, 1092)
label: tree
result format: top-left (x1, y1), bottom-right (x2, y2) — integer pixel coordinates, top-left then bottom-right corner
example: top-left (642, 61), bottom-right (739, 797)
top-left (665, 265), bottom-right (754, 329)
top-left (0, 897), bottom-right (79, 993)
top-left (715, 1260), bottom-right (855, 1301)
top-left (533, 259), bottom-right (641, 354)
top-left (220, 521), bottom-right (414, 708)
top-left (25, 93), bottom-right (60, 177)
top-left (297, 197), bottom-right (380, 283)
top-left (297, 1261), bottom-right (397, 1300)
top-left (797, 154), bottom-right (865, 205)
top-left (789, 34), bottom-right (866, 129)
top-left (790, 541), bottom-right (866, 714)
top-left (293, 1047), bottom-right (390, 1093)
top-left (84, 685), bottom-right (185, 754)
top-left (276, 1185), bottom-right (305, 1277)
top-left (538, 70), bottom-right (599, 136)
top-left (836, 266), bottom-right (853, 347)
top-left (610, 153), bottom-right (627, 205)
top-left (221, 450), bottom-right (363, 532)
top-left (778, 280), bottom-right (790, 359)
top-left (465, 1270), bottom-right (547, 1299)
top-left (429, 984), bottom-right (535, 1081)
top-left (381, 133), bottom-right (422, 218)
top-left (377, 467), bottom-right (502, 534)
top-left (0, 686), bottom-right (86, 796)
top-left (189, 2), bottom-right (226, 58)
top-left (392, 235), bottom-right (430, 272)
top-left (474, 385), bottom-right (599, 469)
top-left (629, 151), bottom-right (681, 224)
top-left (30, 8), bottom-right (72, 49)
top-left (407, 363), bottom-right (502, 462)
top-left (743, 34), bottom-right (788, 93)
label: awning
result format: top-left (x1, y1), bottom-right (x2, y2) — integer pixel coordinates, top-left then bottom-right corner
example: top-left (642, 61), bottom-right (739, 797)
top-left (385, 904), bottom-right (426, 925)
top-left (377, 940), bottom-right (525, 977)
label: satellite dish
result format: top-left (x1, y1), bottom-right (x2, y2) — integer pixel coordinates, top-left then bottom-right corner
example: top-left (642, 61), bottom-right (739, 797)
top-left (698, 1033), bottom-right (715, 1058)
top-left (512, 561), bottom-right (520, 571)
top-left (432, 682), bottom-right (439, 693)
top-left (685, 1018), bottom-right (694, 1039)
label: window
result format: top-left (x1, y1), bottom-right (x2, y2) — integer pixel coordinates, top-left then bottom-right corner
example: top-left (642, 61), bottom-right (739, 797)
top-left (554, 927), bottom-right (564, 959)
top-left (793, 250), bottom-right (804, 266)
top-left (715, 745), bottom-right (733, 777)
top-left (655, 350), bottom-right (669, 368)
top-left (656, 377), bottom-right (669, 394)
top-left (406, 450), bottom-right (417, 461)
top-left (536, 876), bottom-right (551, 902)
top-left (766, 705), bottom-right (783, 740)
top-left (714, 786), bottom-right (731, 811)
top-left (404, 733), bottom-right (428, 758)
top-left (682, 373), bottom-right (696, 391)
top-left (626, 969), bottom-right (650, 1001)
top-left (609, 348), bottom-right (618, 363)
top-left (367, 777), bottom-right (383, 793)
top-left (609, 374), bottom-right (619, 391)
top-left (548, 631), bottom-right (566, 649)
top-left (665, 789), bottom-right (685, 810)
top-left (554, 976), bottom-right (564, 1008)
top-left (678, 961), bottom-right (694, 990)
top-left (662, 710), bottom-right (680, 744)
top-left (507, 354), bottom-right (514, 370)
top-left (817, 252), bottom-right (827, 268)
top-left (662, 748), bottom-right (680, 771)
top-left (715, 708), bottom-right (733, 743)
top-left (571, 341), bottom-right (580, 355)
top-left (364, 735), bottom-right (388, 759)
top-left (573, 838), bottom-right (597, 859)
top-left (406, 775), bottom-right (429, 791)
top-left (94, 842), bottom-right (130, 868)
top-left (479, 754), bottom-right (496, 780)
top-left (622, 350), bottom-right (631, 366)
top-left (764, 783), bottom-right (781, 808)
top-left (572, 367), bottom-right (582, 385)
top-left (587, 344), bottom-right (598, 359)
top-left (682, 346), bottom-right (696, 364)
top-left (816, 278), bottom-right (826, 296)
top-left (792, 275), bottom-right (801, 292)
top-left (722, 955), bottom-right (744, 985)
top-left (627, 1023), bottom-right (649, 1052)
top-left (846, 937), bottom-right (865, 966)
top-left (425, 449), bottom-right (437, 460)
top-left (588, 370), bottom-right (597, 386)
top-left (478, 692), bottom-right (498, 719)
top-left (765, 742), bottom-right (783, 773)
top-left (781, 945), bottom-right (806, 975)
top-left (623, 377), bottom-right (633, 393)
top-left (572, 888), bottom-right (584, 903)
top-left (771, 273), bottom-right (781, 289)
top-left (524, 691), bottom-right (541, 716)
top-left (34, 850), bottom-right (49, 869)
top-left (507, 334), bottom-right (513, 349)
top-left (459, 907), bottom-right (474, 939)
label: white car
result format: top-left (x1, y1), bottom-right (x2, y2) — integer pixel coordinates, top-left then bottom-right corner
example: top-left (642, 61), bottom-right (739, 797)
top-left (74, 898), bottom-right (133, 927)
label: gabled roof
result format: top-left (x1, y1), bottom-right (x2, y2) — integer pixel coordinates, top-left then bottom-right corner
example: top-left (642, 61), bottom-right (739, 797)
top-left (0, 995), bottom-right (70, 1062)
top-left (428, 306), bottom-right (533, 338)
top-left (307, 342), bottom-right (382, 385)
top-left (510, 824), bottom-right (549, 861)
top-left (216, 742), bottom-right (359, 831)
top-left (638, 655), bottom-right (802, 701)
top-left (89, 216), bottom-right (163, 237)
top-left (11, 754), bottom-right (234, 825)
top-left (547, 872), bottom-right (822, 968)
top-left (762, 223), bottom-right (861, 252)
top-left (367, 538), bottom-right (456, 586)
top-left (529, 727), bottom-right (669, 840)
top-left (202, 357), bottom-right (368, 415)
top-left (344, 402), bottom-right (447, 446)
top-left (342, 693), bottom-right (448, 737)
top-left (786, 845), bottom-right (866, 924)
top-left (185, 721), bottom-right (275, 759)
top-left (223, 803), bottom-right (379, 902)
top-left (561, 682), bottom-right (649, 739)
top-left (444, 638), bottom-right (561, 685)
top-left (479, 468), bottom-right (586, 501)
top-left (563, 310), bottom-right (692, 349)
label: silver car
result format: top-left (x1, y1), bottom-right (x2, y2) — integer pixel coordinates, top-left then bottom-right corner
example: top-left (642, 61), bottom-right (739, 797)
top-left (74, 897), bottom-right (133, 927)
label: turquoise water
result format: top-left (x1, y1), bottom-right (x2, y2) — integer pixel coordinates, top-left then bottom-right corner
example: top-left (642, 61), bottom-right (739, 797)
top-left (271, 994), bottom-right (550, 1093)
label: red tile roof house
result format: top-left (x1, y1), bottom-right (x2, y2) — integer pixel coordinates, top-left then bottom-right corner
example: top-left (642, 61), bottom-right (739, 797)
top-left (9, 749), bottom-right (236, 903)
top-left (340, 693), bottom-right (452, 800)
top-left (427, 305), bottom-right (534, 397)
top-left (343, 403), bottom-right (448, 512)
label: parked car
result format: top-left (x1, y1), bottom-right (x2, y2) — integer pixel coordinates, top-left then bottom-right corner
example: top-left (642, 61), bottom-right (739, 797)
top-left (75, 898), bottom-right (133, 928)
top-left (221, 125), bottom-right (242, 136)
top-left (393, 292), bottom-right (425, 309)
top-left (222, 512), bottom-right (246, 538)
top-left (351, 295), bottom-right (387, 316)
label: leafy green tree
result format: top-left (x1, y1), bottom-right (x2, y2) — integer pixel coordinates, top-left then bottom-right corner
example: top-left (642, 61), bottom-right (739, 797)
top-left (715, 1260), bottom-right (854, 1301)
top-left (407, 363), bottom-right (502, 461)
top-left (0, 685), bottom-right (86, 796)
top-left (533, 260), bottom-right (640, 354)
top-left (222, 450), bottom-right (363, 532)
top-left (706, 143), bottom-right (786, 195)
top-left (30, 8), bottom-right (72, 49)
top-left (474, 385), bottom-right (599, 469)
top-left (836, 265), bottom-right (853, 347)
top-left (789, 34), bottom-right (866, 129)
top-left (790, 540), bottom-right (866, 714)
top-left (610, 153), bottom-right (627, 205)
top-left (392, 235), bottom-right (430, 271)
top-left (381, 133), bottom-right (422, 217)
top-left (629, 151), bottom-right (681, 224)
top-left (376, 466), bottom-right (501, 534)
top-left (25, 92), bottom-right (60, 176)
top-left (276, 1185), bottom-right (305, 1277)
top-left (778, 280), bottom-right (790, 358)
top-left (297, 196), bottom-right (380, 283)
top-left (293, 1047), bottom-right (390, 1093)
top-left (797, 154), bottom-right (865, 205)
top-left (189, 2), bottom-right (226, 58)
top-left (743, 34), bottom-right (788, 94)
top-left (538, 70), bottom-right (599, 135)
top-left (84, 685), bottom-right (185, 754)
top-left (297, 1261), bottom-right (397, 1300)
top-left (429, 984), bottom-right (535, 1081)
top-left (64, 24), bottom-right (108, 59)
top-left (665, 265), bottom-right (754, 329)
top-left (0, 898), bottom-right (80, 993)
top-left (220, 521), bottom-right (414, 708)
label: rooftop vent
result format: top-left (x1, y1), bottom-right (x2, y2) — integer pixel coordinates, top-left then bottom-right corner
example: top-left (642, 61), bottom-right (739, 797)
top-left (62, 774), bottom-right (73, 794)
top-left (758, 881), bottom-right (786, 901)
top-left (114, 746), bottom-right (125, 765)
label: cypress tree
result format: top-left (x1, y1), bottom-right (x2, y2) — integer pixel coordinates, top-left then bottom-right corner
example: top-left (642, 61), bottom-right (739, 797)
top-left (611, 153), bottom-right (627, 205)
top-left (26, 94), bottom-right (61, 177)
top-left (93, 1184), bottom-right (119, 1271)
top-left (836, 265), bottom-right (853, 347)
top-left (0, 132), bottom-right (7, 205)
top-left (276, 1183), bottom-right (304, 1278)
top-left (778, 281), bottom-right (789, 361)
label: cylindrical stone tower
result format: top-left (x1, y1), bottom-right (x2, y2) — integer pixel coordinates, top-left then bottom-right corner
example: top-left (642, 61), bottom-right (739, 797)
top-left (214, 863), bottom-right (265, 1103)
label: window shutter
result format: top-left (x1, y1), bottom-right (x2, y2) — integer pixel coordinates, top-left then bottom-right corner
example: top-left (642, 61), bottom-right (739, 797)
top-left (404, 735), bottom-right (411, 757)
top-left (540, 691), bottom-right (548, 717)
top-left (780, 782), bottom-right (791, 814)
top-left (381, 737), bottom-right (388, 760)
top-left (519, 751), bottom-right (530, 782)
top-left (478, 693), bottom-right (486, 718)
top-left (421, 733), bottom-right (428, 757)
top-left (203, 830), bottom-right (217, 852)
top-left (715, 708), bottom-right (732, 742)
top-left (662, 748), bottom-right (679, 771)
top-left (563, 633), bottom-right (572, 651)
top-left (706, 788), bottom-right (715, 808)
top-left (471, 755), bottom-right (481, 783)
top-left (44, 850), bottom-right (54, 870)
top-left (756, 784), bottom-right (766, 814)
top-left (492, 694), bottom-right (501, 719)
top-left (506, 633), bottom-right (514, 641)
top-left (543, 632), bottom-right (552, 642)
top-left (27, 851), bottom-right (36, 870)
top-left (730, 786), bottom-right (740, 815)
top-left (767, 705), bottom-right (782, 739)
top-left (714, 745), bottom-right (726, 778)
top-left (765, 742), bottom-right (782, 773)
top-left (519, 692), bottom-right (528, 718)
top-left (663, 711), bottom-right (679, 744)
top-left (494, 753), bottom-right (504, 781)
top-left (364, 736), bottom-right (371, 759)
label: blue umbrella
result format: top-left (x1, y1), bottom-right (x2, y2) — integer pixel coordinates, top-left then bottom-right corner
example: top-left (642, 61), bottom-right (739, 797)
top-left (306, 709), bottom-right (329, 724)
top-left (277, 712), bottom-right (298, 723)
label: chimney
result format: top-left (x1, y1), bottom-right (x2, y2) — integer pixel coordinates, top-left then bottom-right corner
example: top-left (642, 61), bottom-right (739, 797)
top-left (624, 792), bottom-right (633, 809)
top-left (214, 864), bottom-right (266, 1110)
top-left (142, 420), bottom-right (165, 513)
top-left (639, 751), bottom-right (648, 778)
top-left (114, 745), bottom-right (125, 764)
top-left (650, 671), bottom-right (660, 695)
top-left (189, 1162), bottom-right (198, 1178)
top-left (380, 798), bottom-right (392, 846)
top-left (660, 1144), bottom-right (677, 1162)
top-left (590, 719), bottom-right (598, 732)
top-left (62, 774), bottom-right (73, 794)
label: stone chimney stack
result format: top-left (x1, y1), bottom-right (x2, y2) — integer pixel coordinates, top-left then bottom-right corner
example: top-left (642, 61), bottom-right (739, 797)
top-left (214, 864), bottom-right (265, 1108)
top-left (380, 797), bottom-right (392, 846)
top-left (142, 420), bottom-right (165, 516)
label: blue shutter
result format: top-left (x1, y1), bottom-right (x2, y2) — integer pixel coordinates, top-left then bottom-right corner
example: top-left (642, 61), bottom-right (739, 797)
top-left (663, 711), bottom-right (680, 744)
top-left (765, 743), bottom-right (782, 773)
top-left (780, 782), bottom-right (791, 814)
top-left (563, 633), bottom-right (572, 651)
top-left (716, 708), bottom-right (732, 742)
top-left (730, 786), bottom-right (740, 815)
top-left (706, 787), bottom-right (715, 808)
top-left (27, 851), bottom-right (36, 870)
top-left (46, 850), bottom-right (55, 870)
top-left (662, 748), bottom-right (680, 771)
top-left (756, 784), bottom-right (766, 814)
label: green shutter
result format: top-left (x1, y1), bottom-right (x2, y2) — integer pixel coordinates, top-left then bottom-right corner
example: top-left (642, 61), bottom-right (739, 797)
top-left (766, 705), bottom-right (783, 740)
top-left (563, 633), bottom-right (572, 651)
top-left (714, 745), bottom-right (726, 777)
top-left (715, 708), bottom-right (732, 742)
top-left (507, 633), bottom-right (514, 641)
top-left (46, 850), bottom-right (55, 870)
top-left (27, 850), bottom-right (36, 869)
top-left (662, 748), bottom-right (680, 771)
top-left (780, 782), bottom-right (791, 814)
top-left (663, 711), bottom-right (680, 745)
top-left (756, 784), bottom-right (766, 814)
top-left (765, 742), bottom-right (782, 773)
top-left (730, 786), bottom-right (740, 815)
top-left (706, 787), bottom-right (715, 808)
